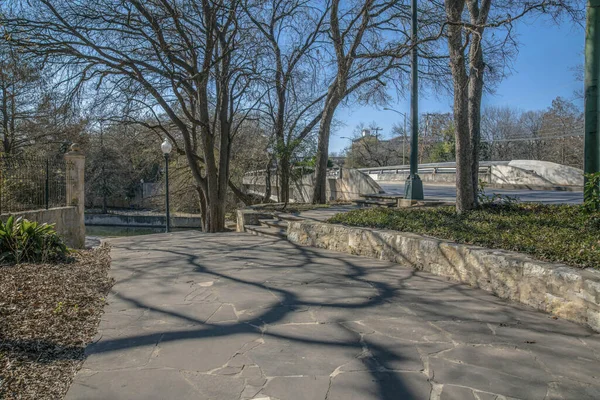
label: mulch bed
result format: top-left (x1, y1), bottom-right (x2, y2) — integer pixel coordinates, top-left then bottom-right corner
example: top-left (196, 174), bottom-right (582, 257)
top-left (0, 246), bottom-right (113, 399)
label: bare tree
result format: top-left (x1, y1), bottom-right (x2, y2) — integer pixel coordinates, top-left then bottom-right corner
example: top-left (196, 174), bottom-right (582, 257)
top-left (480, 102), bottom-right (583, 167)
top-left (2, 0), bottom-right (263, 231)
top-left (443, 0), bottom-right (583, 212)
top-left (311, 0), bottom-right (416, 203)
top-left (244, 0), bottom-right (328, 204)
top-left (572, 62), bottom-right (583, 101)
top-left (0, 42), bottom-right (82, 154)
top-left (481, 106), bottom-right (524, 160)
top-left (539, 97), bottom-right (584, 168)
top-left (0, 45), bottom-right (40, 153)
top-left (519, 110), bottom-right (544, 160)
top-left (344, 123), bottom-right (403, 167)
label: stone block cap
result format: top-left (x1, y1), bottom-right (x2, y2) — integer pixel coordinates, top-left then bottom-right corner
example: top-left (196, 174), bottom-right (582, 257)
top-left (66, 143), bottom-right (85, 156)
top-left (69, 143), bottom-right (81, 152)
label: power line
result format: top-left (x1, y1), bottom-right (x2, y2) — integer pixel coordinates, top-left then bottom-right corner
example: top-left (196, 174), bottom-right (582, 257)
top-left (481, 132), bottom-right (584, 143)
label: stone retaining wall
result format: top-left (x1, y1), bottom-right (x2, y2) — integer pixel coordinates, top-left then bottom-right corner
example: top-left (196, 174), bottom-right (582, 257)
top-left (1, 207), bottom-right (84, 248)
top-left (287, 220), bottom-right (600, 332)
top-left (85, 213), bottom-right (202, 229)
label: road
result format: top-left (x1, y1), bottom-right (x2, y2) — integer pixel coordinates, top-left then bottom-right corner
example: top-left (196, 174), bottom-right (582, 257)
top-left (378, 182), bottom-right (583, 204)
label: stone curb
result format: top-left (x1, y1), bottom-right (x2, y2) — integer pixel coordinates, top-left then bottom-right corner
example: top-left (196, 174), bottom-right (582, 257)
top-left (236, 208), bottom-right (275, 232)
top-left (286, 220), bottom-right (600, 332)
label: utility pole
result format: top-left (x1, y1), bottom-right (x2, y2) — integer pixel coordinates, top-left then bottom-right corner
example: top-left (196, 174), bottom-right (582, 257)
top-left (372, 127), bottom-right (383, 139)
top-left (405, 0), bottom-right (424, 200)
top-left (585, 0), bottom-right (600, 194)
top-left (383, 108), bottom-right (407, 164)
top-left (403, 115), bottom-right (407, 165)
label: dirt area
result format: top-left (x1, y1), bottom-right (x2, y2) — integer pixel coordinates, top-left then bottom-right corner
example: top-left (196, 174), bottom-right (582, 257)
top-left (0, 246), bottom-right (113, 399)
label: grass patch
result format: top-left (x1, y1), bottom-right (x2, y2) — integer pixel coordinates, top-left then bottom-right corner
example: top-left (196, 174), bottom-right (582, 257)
top-left (0, 246), bottom-right (113, 399)
top-left (328, 204), bottom-right (600, 269)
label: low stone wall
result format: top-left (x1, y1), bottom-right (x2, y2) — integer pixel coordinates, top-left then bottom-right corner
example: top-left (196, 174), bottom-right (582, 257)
top-left (235, 209), bottom-right (274, 232)
top-left (287, 220), bottom-right (600, 332)
top-left (85, 213), bottom-right (202, 229)
top-left (1, 207), bottom-right (84, 249)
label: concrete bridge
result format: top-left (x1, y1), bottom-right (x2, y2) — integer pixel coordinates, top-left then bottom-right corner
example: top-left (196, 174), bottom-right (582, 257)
top-left (242, 167), bottom-right (383, 203)
top-left (360, 160), bottom-right (583, 190)
top-left (242, 160), bottom-right (583, 203)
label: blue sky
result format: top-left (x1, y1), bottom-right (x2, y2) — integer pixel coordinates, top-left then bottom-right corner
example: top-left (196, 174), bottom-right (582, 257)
top-left (329, 16), bottom-right (585, 153)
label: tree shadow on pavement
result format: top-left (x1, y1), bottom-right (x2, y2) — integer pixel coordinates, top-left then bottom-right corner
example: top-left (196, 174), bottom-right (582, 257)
top-left (62, 232), bottom-right (600, 399)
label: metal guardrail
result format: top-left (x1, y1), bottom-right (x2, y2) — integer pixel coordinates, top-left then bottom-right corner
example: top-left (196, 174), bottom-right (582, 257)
top-left (244, 162), bottom-right (506, 179)
top-left (244, 166), bottom-right (343, 180)
top-left (360, 166), bottom-right (491, 175)
top-left (357, 161), bottom-right (504, 176)
top-left (0, 154), bottom-right (71, 214)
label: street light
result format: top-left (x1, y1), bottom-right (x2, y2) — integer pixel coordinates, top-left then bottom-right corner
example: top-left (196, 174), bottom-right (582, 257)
top-left (406, 0), bottom-right (424, 200)
top-left (161, 138), bottom-right (172, 233)
top-left (383, 107), bottom-right (408, 165)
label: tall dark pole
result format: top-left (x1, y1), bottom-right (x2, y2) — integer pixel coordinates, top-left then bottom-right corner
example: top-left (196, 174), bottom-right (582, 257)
top-left (403, 113), bottom-right (407, 164)
top-left (164, 153), bottom-right (170, 233)
top-left (585, 0), bottom-right (600, 197)
top-left (405, 0), bottom-right (424, 200)
top-left (45, 159), bottom-right (49, 210)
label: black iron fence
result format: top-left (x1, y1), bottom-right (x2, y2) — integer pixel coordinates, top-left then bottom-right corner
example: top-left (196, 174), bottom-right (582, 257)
top-left (0, 154), bottom-right (71, 214)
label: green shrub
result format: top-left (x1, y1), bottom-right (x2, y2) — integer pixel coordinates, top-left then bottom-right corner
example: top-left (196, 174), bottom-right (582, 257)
top-left (477, 179), bottom-right (519, 207)
top-left (328, 204), bottom-right (600, 269)
top-left (583, 172), bottom-right (600, 213)
top-left (0, 216), bottom-right (69, 264)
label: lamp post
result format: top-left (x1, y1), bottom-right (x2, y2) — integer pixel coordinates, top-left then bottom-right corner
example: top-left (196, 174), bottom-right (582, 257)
top-left (383, 107), bottom-right (408, 165)
top-left (405, 0), bottom-right (424, 200)
top-left (161, 138), bottom-right (172, 233)
top-left (585, 0), bottom-right (600, 198)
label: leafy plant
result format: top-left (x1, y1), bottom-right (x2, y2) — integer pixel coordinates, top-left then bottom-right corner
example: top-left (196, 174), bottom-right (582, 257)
top-left (328, 204), bottom-right (600, 270)
top-left (477, 179), bottom-right (519, 207)
top-left (583, 172), bottom-right (600, 213)
top-left (0, 216), bottom-right (69, 264)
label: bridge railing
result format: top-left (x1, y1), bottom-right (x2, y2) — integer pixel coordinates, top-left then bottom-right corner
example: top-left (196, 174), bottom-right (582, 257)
top-left (243, 166), bottom-right (342, 179)
top-left (243, 162), bottom-right (501, 181)
top-left (359, 165), bottom-right (493, 176)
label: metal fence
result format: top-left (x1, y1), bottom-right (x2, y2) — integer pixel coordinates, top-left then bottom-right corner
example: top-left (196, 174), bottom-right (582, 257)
top-left (0, 154), bottom-right (71, 214)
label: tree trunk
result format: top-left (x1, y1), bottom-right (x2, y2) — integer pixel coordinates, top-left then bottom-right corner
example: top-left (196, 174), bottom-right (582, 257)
top-left (468, 32), bottom-right (485, 205)
top-left (201, 130), bottom-right (222, 232)
top-left (312, 94), bottom-right (339, 204)
top-left (274, 62), bottom-right (290, 204)
top-left (263, 158), bottom-right (272, 202)
top-left (455, 98), bottom-right (474, 212)
top-left (196, 186), bottom-right (208, 232)
top-left (466, 0), bottom-right (490, 206)
top-left (279, 153), bottom-right (291, 204)
top-left (446, 0), bottom-right (475, 213)
top-left (1, 82), bottom-right (12, 154)
top-left (228, 180), bottom-right (252, 205)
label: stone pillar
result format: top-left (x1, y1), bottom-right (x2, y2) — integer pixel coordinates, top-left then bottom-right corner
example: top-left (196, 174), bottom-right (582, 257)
top-left (65, 144), bottom-right (85, 249)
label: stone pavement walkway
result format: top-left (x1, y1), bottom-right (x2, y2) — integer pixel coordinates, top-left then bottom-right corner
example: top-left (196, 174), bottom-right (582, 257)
top-left (290, 205), bottom-right (358, 221)
top-left (66, 231), bottom-right (600, 400)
